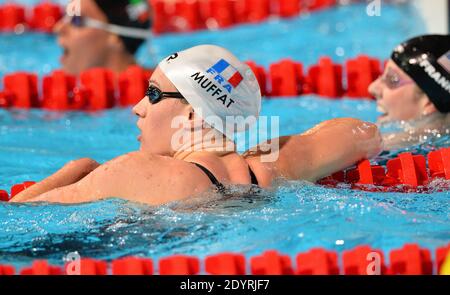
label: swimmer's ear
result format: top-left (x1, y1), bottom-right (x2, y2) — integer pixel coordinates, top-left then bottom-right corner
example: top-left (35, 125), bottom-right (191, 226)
top-left (181, 104), bottom-right (195, 121)
top-left (419, 87), bottom-right (438, 116)
top-left (422, 92), bottom-right (438, 116)
top-left (422, 99), bottom-right (438, 116)
top-left (107, 34), bottom-right (126, 52)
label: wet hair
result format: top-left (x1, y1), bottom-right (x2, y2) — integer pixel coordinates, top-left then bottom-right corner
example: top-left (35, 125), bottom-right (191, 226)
top-left (391, 34), bottom-right (450, 113)
top-left (94, 0), bottom-right (152, 55)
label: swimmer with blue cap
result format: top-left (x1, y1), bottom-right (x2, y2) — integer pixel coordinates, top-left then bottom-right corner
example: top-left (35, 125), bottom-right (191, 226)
top-left (369, 35), bottom-right (450, 149)
top-left (11, 45), bottom-right (382, 205)
top-left (56, 0), bottom-right (152, 75)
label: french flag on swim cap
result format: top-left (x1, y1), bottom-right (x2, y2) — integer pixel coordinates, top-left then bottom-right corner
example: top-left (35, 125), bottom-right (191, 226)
top-left (438, 50), bottom-right (450, 73)
top-left (209, 59), bottom-right (244, 89)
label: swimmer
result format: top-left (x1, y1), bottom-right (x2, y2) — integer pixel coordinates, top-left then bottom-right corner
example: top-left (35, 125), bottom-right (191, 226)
top-left (11, 45), bottom-right (382, 205)
top-left (56, 0), bottom-right (152, 75)
top-left (369, 34), bottom-right (450, 150)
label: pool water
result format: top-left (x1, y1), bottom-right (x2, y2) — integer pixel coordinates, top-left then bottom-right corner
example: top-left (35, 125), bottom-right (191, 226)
top-left (0, 1), bottom-right (449, 270)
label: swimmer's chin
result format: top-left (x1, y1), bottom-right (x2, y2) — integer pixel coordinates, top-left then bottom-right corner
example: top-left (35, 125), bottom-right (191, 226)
top-left (376, 105), bottom-right (390, 124)
top-left (377, 113), bottom-right (391, 124)
top-left (59, 60), bottom-right (76, 76)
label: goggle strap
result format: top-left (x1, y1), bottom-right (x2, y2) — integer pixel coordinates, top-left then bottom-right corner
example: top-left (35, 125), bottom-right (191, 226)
top-left (84, 18), bottom-right (152, 40)
top-left (162, 92), bottom-right (185, 99)
top-left (62, 15), bottom-right (152, 40)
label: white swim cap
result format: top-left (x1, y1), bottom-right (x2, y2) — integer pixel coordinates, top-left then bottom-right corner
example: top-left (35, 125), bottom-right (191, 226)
top-left (158, 44), bottom-right (262, 140)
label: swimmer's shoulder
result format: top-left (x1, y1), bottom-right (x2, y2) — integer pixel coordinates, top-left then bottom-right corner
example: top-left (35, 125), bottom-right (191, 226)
top-left (76, 151), bottom-right (215, 205)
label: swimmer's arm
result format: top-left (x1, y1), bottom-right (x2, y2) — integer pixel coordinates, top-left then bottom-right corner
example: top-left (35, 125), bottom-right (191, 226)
top-left (274, 118), bottom-right (383, 182)
top-left (9, 158), bottom-right (100, 202)
top-left (19, 152), bottom-right (212, 205)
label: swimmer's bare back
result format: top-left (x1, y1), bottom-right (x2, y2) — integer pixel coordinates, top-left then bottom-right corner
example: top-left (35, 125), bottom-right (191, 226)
top-left (11, 118), bottom-right (382, 205)
top-left (11, 152), bottom-right (220, 205)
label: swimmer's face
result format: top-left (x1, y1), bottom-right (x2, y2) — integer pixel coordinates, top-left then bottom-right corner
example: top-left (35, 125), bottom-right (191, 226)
top-left (369, 60), bottom-right (435, 123)
top-left (132, 67), bottom-right (191, 156)
top-left (54, 0), bottom-right (115, 75)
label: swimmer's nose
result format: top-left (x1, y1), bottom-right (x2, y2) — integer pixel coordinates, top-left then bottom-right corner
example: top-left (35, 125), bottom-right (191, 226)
top-left (132, 98), bottom-right (147, 118)
top-left (53, 17), bottom-right (69, 35)
top-left (368, 76), bottom-right (382, 100)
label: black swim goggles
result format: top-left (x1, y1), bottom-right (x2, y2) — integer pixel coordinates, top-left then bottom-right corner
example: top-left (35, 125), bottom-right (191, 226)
top-left (145, 86), bottom-right (185, 104)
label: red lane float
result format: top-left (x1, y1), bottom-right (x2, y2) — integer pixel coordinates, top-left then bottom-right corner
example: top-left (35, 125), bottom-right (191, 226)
top-left (250, 250), bottom-right (294, 275)
top-left (10, 181), bottom-right (36, 198)
top-left (0, 3), bottom-right (26, 32)
top-left (148, 0), bottom-right (345, 34)
top-left (150, 0), bottom-right (169, 34)
top-left (29, 2), bottom-right (62, 33)
top-left (0, 243), bottom-right (448, 275)
top-left (296, 248), bottom-right (339, 275)
top-left (306, 0), bottom-right (337, 12)
top-left (80, 68), bottom-right (116, 111)
top-left (118, 66), bottom-right (152, 107)
top-left (276, 0), bottom-right (301, 18)
top-left (268, 59), bottom-right (304, 97)
top-left (389, 244), bottom-right (433, 275)
top-left (0, 264), bottom-right (15, 275)
top-left (346, 55), bottom-right (381, 98)
top-left (20, 260), bottom-right (63, 275)
top-left (159, 255), bottom-right (200, 275)
top-left (111, 257), bottom-right (153, 275)
top-left (205, 0), bottom-right (235, 29)
top-left (0, 190), bottom-right (9, 202)
top-left (386, 153), bottom-right (428, 187)
top-left (174, 0), bottom-right (204, 32)
top-left (205, 253), bottom-right (246, 275)
top-left (246, 61), bottom-right (268, 96)
top-left (318, 149), bottom-right (450, 192)
top-left (74, 259), bottom-right (108, 275)
top-left (346, 160), bottom-right (386, 186)
top-left (306, 57), bottom-right (344, 98)
top-left (0, 90), bottom-right (13, 108)
top-left (0, 0), bottom-right (350, 35)
top-left (0, 56), bottom-right (385, 111)
top-left (42, 70), bottom-right (88, 110)
top-left (428, 147), bottom-right (450, 179)
top-left (3, 72), bottom-right (39, 108)
top-left (240, 0), bottom-right (271, 23)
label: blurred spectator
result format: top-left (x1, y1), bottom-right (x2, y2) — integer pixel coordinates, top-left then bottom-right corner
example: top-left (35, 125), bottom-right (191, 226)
top-left (55, 0), bottom-right (152, 75)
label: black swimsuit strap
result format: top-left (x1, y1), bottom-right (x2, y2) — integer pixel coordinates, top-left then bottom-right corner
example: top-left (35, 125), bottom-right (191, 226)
top-left (192, 162), bottom-right (226, 192)
top-left (248, 165), bottom-right (259, 186)
top-left (192, 162), bottom-right (259, 191)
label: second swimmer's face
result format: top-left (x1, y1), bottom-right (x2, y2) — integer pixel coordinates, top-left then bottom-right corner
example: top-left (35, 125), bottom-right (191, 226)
top-left (132, 68), bottom-right (191, 156)
top-left (54, 0), bottom-right (112, 75)
top-left (369, 60), bottom-right (433, 123)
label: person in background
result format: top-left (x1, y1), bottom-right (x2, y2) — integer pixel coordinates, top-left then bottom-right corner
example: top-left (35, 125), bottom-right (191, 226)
top-left (55, 0), bottom-right (152, 75)
top-left (369, 34), bottom-right (450, 150)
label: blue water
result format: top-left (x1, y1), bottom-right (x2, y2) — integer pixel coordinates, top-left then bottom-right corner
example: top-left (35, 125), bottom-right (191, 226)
top-left (0, 2), bottom-right (449, 271)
